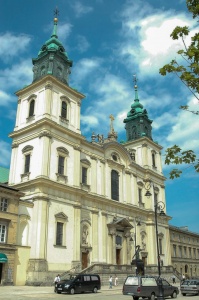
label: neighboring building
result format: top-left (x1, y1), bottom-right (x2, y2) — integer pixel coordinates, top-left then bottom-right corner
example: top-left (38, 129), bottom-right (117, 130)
top-left (0, 182), bottom-right (24, 285)
top-left (0, 166), bottom-right (9, 183)
top-left (170, 225), bottom-right (199, 278)
top-left (8, 17), bottom-right (172, 285)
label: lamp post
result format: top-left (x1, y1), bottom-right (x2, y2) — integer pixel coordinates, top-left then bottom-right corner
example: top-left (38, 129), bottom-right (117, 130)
top-left (130, 218), bottom-right (141, 275)
top-left (145, 182), bottom-right (166, 300)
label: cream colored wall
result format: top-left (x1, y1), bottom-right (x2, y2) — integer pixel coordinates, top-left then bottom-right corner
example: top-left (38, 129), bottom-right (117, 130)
top-left (15, 246), bottom-right (30, 285)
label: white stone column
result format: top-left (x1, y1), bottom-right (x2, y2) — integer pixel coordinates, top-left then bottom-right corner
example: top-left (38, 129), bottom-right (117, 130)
top-left (39, 131), bottom-right (52, 177)
top-left (90, 156), bottom-right (97, 193)
top-left (91, 209), bottom-right (99, 263)
top-left (44, 82), bottom-right (53, 116)
top-left (73, 146), bottom-right (81, 186)
top-left (73, 204), bottom-right (81, 262)
top-left (101, 211), bottom-right (107, 263)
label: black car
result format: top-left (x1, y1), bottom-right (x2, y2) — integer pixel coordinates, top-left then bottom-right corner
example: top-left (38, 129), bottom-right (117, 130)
top-left (55, 274), bottom-right (101, 294)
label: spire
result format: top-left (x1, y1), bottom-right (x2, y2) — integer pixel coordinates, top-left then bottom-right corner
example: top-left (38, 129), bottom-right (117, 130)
top-left (123, 75), bottom-right (153, 141)
top-left (51, 7), bottom-right (59, 38)
top-left (133, 75), bottom-right (139, 100)
top-left (32, 9), bottom-right (73, 85)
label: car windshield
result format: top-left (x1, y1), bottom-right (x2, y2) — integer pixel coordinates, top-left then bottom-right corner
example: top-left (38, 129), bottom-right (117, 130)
top-left (125, 277), bottom-right (138, 285)
top-left (61, 274), bottom-right (77, 281)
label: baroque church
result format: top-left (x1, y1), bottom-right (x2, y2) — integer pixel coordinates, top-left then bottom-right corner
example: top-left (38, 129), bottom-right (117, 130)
top-left (8, 16), bottom-right (172, 285)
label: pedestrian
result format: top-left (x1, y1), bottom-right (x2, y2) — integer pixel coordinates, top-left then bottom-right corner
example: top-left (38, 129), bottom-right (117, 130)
top-left (54, 274), bottom-right (60, 285)
top-left (172, 275), bottom-right (176, 284)
top-left (109, 275), bottom-right (113, 289)
top-left (114, 275), bottom-right (118, 286)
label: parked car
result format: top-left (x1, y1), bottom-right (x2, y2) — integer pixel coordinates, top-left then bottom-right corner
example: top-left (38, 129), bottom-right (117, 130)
top-left (122, 275), bottom-right (179, 300)
top-left (55, 274), bottom-right (101, 294)
top-left (180, 279), bottom-right (199, 296)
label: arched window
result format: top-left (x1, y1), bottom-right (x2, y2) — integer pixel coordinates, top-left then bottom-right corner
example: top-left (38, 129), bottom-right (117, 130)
top-left (61, 101), bottom-right (67, 119)
top-left (29, 100), bottom-right (35, 117)
top-left (152, 152), bottom-right (156, 167)
top-left (111, 170), bottom-right (119, 201)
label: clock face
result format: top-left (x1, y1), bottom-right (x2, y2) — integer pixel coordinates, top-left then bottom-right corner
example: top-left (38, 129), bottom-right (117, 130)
top-left (131, 108), bottom-right (135, 114)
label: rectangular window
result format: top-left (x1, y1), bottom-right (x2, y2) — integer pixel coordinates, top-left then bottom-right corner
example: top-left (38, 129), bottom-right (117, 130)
top-left (179, 246), bottom-right (182, 258)
top-left (138, 188), bottom-right (142, 204)
top-left (159, 238), bottom-right (163, 255)
top-left (0, 224), bottom-right (6, 243)
top-left (184, 246), bottom-right (187, 257)
top-left (82, 167), bottom-right (87, 184)
top-left (173, 244), bottom-right (176, 257)
top-left (0, 198), bottom-right (8, 212)
top-left (56, 222), bottom-right (63, 246)
top-left (58, 155), bottom-right (65, 175)
top-left (189, 247), bottom-right (192, 258)
top-left (24, 154), bottom-right (30, 173)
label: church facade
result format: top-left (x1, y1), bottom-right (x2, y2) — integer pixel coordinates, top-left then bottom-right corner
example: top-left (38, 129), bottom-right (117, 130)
top-left (8, 17), bottom-right (171, 285)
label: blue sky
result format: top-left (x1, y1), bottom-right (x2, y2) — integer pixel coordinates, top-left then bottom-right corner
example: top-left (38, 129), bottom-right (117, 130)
top-left (0, 0), bottom-right (198, 233)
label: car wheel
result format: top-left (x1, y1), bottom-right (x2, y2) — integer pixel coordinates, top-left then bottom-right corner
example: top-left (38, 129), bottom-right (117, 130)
top-left (133, 297), bottom-right (139, 300)
top-left (150, 293), bottom-right (155, 300)
top-left (171, 291), bottom-right (177, 298)
top-left (70, 288), bottom-right (75, 295)
top-left (182, 293), bottom-right (186, 296)
top-left (93, 287), bottom-right (98, 293)
top-left (57, 291), bottom-right (61, 294)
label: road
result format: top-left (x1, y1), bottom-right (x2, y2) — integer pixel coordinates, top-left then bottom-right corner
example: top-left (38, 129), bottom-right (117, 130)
top-left (0, 286), bottom-right (199, 300)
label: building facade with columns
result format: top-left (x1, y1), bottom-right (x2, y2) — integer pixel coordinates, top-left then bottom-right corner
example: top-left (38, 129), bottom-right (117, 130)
top-left (8, 17), bottom-right (172, 284)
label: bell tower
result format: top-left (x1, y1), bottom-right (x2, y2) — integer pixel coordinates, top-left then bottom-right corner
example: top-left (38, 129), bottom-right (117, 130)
top-left (123, 77), bottom-right (153, 142)
top-left (32, 10), bottom-right (72, 85)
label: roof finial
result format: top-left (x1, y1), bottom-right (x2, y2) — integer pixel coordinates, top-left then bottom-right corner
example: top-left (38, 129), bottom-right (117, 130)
top-left (133, 74), bottom-right (139, 100)
top-left (52, 7), bottom-right (59, 38)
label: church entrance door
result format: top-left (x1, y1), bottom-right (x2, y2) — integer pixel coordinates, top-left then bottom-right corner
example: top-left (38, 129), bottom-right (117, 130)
top-left (82, 252), bottom-right (88, 269)
top-left (116, 249), bottom-right (121, 265)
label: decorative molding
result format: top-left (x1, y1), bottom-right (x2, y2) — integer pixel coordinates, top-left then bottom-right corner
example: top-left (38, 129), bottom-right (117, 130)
top-left (12, 142), bottom-right (19, 149)
top-left (27, 94), bottom-right (37, 101)
top-left (56, 173), bottom-right (68, 184)
top-left (60, 95), bottom-right (71, 103)
top-left (80, 183), bottom-right (90, 192)
top-left (39, 130), bottom-right (52, 139)
top-left (22, 145), bottom-right (33, 153)
top-left (73, 145), bottom-right (81, 151)
top-left (20, 172), bottom-right (30, 182)
top-left (45, 82), bottom-right (53, 90)
top-left (57, 147), bottom-right (69, 155)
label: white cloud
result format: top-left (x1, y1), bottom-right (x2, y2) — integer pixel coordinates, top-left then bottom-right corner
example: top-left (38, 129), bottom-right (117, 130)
top-left (0, 33), bottom-right (31, 60)
top-left (58, 23), bottom-right (73, 42)
top-left (0, 59), bottom-right (32, 89)
top-left (0, 141), bottom-right (11, 167)
top-left (0, 90), bottom-right (14, 107)
top-left (166, 97), bottom-right (199, 152)
top-left (71, 58), bottom-right (102, 85)
top-left (75, 35), bottom-right (90, 53)
top-left (71, 1), bottom-right (93, 18)
top-left (118, 0), bottom-right (195, 76)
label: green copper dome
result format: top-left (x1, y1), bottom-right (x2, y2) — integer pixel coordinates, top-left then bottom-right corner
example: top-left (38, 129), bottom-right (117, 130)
top-left (123, 81), bottom-right (153, 141)
top-left (32, 17), bottom-right (72, 85)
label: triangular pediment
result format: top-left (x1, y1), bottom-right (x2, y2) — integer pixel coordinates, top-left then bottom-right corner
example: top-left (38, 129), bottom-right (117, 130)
top-left (55, 212), bottom-right (68, 221)
top-left (108, 217), bottom-right (133, 229)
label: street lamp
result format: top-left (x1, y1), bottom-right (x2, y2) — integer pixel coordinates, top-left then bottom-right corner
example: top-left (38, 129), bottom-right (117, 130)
top-left (130, 218), bottom-right (142, 275)
top-left (145, 182), bottom-right (166, 300)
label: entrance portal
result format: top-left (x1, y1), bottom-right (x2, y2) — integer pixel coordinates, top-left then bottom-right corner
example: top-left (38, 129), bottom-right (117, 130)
top-left (82, 252), bottom-right (88, 269)
top-left (116, 249), bottom-right (121, 265)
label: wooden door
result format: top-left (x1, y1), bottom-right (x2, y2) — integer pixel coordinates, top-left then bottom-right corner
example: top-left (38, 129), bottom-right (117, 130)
top-left (82, 252), bottom-right (88, 269)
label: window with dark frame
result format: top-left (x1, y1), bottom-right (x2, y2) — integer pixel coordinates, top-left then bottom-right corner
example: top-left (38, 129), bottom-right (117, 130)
top-left (111, 170), bottom-right (119, 201)
top-left (152, 153), bottom-right (156, 167)
top-left (82, 167), bottom-right (87, 184)
top-left (29, 100), bottom-right (35, 117)
top-left (138, 188), bottom-right (142, 204)
top-left (61, 101), bottom-right (67, 119)
top-left (0, 198), bottom-right (8, 212)
top-left (56, 222), bottom-right (63, 245)
top-left (159, 237), bottom-right (163, 255)
top-left (0, 224), bottom-right (6, 243)
top-left (24, 154), bottom-right (30, 173)
top-left (58, 155), bottom-right (65, 175)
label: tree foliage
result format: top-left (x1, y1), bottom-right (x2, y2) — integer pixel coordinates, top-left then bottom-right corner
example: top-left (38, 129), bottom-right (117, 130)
top-left (159, 0), bottom-right (199, 179)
